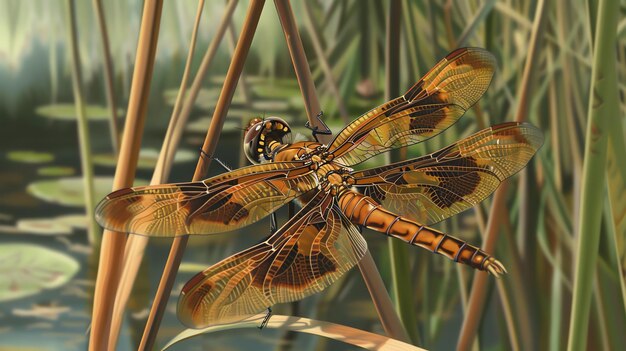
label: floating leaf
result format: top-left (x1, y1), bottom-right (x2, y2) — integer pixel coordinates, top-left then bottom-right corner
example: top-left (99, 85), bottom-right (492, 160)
top-left (35, 103), bottom-right (123, 121)
top-left (251, 84), bottom-right (300, 99)
top-left (163, 314), bottom-right (425, 351)
top-left (16, 218), bottom-right (73, 235)
top-left (93, 148), bottom-right (196, 169)
top-left (37, 166), bottom-right (75, 176)
top-left (163, 88), bottom-right (244, 110)
top-left (6, 151), bottom-right (54, 164)
top-left (252, 100), bottom-right (290, 112)
top-left (0, 244), bottom-right (80, 301)
top-left (27, 177), bottom-right (148, 207)
top-left (186, 117), bottom-right (242, 134)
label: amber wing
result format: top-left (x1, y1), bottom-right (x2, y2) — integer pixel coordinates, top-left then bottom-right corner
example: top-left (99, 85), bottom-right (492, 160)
top-left (177, 190), bottom-right (367, 328)
top-left (351, 122), bottom-right (543, 225)
top-left (95, 161), bottom-right (317, 236)
top-left (328, 47), bottom-right (496, 166)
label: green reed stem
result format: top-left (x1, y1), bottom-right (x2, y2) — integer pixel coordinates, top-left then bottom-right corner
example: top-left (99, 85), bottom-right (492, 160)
top-left (64, 0), bottom-right (99, 245)
top-left (566, 0), bottom-right (619, 349)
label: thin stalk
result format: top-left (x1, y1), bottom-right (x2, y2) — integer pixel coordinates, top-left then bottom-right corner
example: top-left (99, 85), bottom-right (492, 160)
top-left (93, 0), bottom-right (121, 155)
top-left (566, 0), bottom-right (619, 348)
top-left (138, 2), bottom-right (266, 349)
top-left (301, 0), bottom-right (349, 124)
top-left (496, 279), bottom-right (520, 351)
top-left (166, 0), bottom-right (240, 182)
top-left (456, 1), bottom-right (547, 349)
top-left (274, 0), bottom-right (409, 342)
top-left (455, 0), bottom-right (496, 47)
top-left (548, 231), bottom-right (563, 351)
top-left (64, 0), bottom-right (99, 245)
top-left (605, 186), bottom-right (626, 317)
top-left (384, 0), bottom-right (419, 345)
top-left (227, 18), bottom-right (252, 108)
top-left (106, 1), bottom-right (206, 348)
top-left (89, 1), bottom-right (164, 350)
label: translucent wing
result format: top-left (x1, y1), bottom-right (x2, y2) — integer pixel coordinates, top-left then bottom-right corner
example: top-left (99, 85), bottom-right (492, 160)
top-left (95, 161), bottom-right (317, 236)
top-left (329, 47), bottom-right (496, 166)
top-left (177, 191), bottom-right (368, 328)
top-left (351, 122), bottom-right (543, 225)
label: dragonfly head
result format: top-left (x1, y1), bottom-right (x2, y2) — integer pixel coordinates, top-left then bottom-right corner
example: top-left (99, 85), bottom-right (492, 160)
top-left (243, 116), bottom-right (292, 164)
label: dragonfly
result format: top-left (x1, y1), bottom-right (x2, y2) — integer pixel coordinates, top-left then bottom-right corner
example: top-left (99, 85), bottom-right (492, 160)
top-left (95, 47), bottom-right (543, 328)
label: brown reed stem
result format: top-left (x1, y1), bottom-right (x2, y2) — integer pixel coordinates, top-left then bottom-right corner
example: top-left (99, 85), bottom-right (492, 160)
top-left (163, 0), bottom-right (240, 182)
top-left (92, 0), bottom-right (121, 155)
top-left (456, 0), bottom-right (547, 350)
top-left (138, 1), bottom-right (266, 349)
top-left (106, 1), bottom-right (207, 348)
top-left (274, 0), bottom-right (410, 342)
top-left (89, 0), bottom-right (164, 350)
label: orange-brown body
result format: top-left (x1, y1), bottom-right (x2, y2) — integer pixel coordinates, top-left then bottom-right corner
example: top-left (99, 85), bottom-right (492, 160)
top-left (269, 140), bottom-right (500, 273)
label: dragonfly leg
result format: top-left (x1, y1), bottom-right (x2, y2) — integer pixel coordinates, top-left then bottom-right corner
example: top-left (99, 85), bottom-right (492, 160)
top-left (304, 111), bottom-right (332, 142)
top-left (258, 307), bottom-right (273, 330)
top-left (198, 149), bottom-right (233, 172)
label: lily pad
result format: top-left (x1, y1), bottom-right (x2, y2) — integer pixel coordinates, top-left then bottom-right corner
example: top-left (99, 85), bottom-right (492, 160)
top-left (27, 176), bottom-right (148, 207)
top-left (163, 88), bottom-right (244, 110)
top-left (35, 104), bottom-right (123, 121)
top-left (37, 166), bottom-right (75, 176)
top-left (251, 84), bottom-right (300, 99)
top-left (252, 100), bottom-right (290, 112)
top-left (6, 150), bottom-right (54, 164)
top-left (93, 148), bottom-right (196, 169)
top-left (186, 117), bottom-right (242, 134)
top-left (16, 218), bottom-right (73, 235)
top-left (0, 244), bottom-right (80, 301)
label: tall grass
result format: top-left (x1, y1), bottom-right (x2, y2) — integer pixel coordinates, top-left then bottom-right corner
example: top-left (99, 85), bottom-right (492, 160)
top-left (10, 0), bottom-right (623, 349)
top-left (567, 0), bottom-right (620, 349)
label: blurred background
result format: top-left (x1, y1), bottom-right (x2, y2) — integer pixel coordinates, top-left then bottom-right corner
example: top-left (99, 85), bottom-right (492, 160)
top-left (1, 0), bottom-right (625, 350)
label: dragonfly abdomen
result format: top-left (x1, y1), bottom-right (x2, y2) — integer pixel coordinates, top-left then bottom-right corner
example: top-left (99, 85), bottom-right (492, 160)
top-left (338, 191), bottom-right (506, 275)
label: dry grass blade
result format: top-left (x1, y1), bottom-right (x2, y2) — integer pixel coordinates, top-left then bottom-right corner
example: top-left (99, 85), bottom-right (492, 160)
top-left (274, 0), bottom-right (409, 342)
top-left (456, 1), bottom-right (547, 350)
top-left (138, 1), bottom-right (266, 349)
top-left (106, 1), bottom-right (206, 348)
top-left (162, 315), bottom-right (427, 351)
top-left (89, 0), bottom-right (164, 350)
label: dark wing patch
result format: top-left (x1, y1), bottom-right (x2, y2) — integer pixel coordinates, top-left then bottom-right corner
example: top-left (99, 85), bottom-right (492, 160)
top-left (352, 122), bottom-right (543, 225)
top-left (177, 191), bottom-right (367, 328)
top-left (95, 161), bottom-right (317, 236)
top-left (328, 47), bottom-right (496, 166)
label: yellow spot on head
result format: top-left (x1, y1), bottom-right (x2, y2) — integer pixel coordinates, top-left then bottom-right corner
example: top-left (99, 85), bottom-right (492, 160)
top-left (283, 127), bottom-right (289, 132)
top-left (258, 148), bottom-right (263, 152)
top-left (259, 140), bottom-right (264, 145)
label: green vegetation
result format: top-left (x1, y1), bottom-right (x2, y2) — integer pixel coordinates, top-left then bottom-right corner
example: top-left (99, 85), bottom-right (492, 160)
top-left (0, 0), bottom-right (624, 350)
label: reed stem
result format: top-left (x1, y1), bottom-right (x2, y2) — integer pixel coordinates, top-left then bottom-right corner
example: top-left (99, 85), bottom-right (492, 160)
top-left (64, 0), bottom-right (99, 245)
top-left (88, 1), bottom-right (163, 349)
top-left (106, 1), bottom-right (207, 348)
top-left (138, 1), bottom-right (266, 349)
top-left (385, 0), bottom-right (419, 345)
top-left (456, 0), bottom-right (547, 349)
top-left (274, 0), bottom-right (410, 342)
top-left (92, 0), bottom-right (121, 155)
top-left (566, 0), bottom-right (619, 348)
